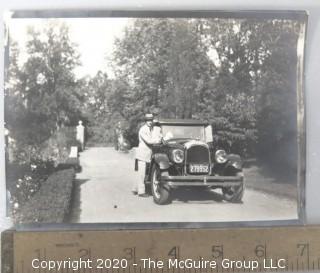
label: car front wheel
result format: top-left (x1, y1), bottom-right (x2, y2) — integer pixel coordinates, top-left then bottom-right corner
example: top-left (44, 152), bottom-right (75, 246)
top-left (151, 165), bottom-right (171, 205)
top-left (222, 172), bottom-right (244, 203)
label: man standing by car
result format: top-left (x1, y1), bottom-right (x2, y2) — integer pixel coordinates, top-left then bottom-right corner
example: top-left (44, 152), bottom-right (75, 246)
top-left (134, 113), bottom-right (162, 197)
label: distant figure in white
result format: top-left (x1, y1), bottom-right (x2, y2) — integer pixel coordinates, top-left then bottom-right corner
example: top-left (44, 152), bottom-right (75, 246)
top-left (4, 123), bottom-right (15, 163)
top-left (4, 125), bottom-right (9, 162)
top-left (76, 120), bottom-right (85, 151)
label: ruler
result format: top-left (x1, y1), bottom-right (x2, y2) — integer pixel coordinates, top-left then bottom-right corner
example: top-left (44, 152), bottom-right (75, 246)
top-left (2, 226), bottom-right (320, 273)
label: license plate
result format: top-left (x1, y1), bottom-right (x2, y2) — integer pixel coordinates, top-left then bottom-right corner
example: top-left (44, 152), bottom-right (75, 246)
top-left (189, 164), bottom-right (209, 173)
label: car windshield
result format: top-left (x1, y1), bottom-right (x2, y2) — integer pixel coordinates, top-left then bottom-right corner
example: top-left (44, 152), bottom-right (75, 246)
top-left (161, 125), bottom-right (205, 141)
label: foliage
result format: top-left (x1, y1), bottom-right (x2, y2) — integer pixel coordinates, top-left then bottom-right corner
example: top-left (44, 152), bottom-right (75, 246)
top-left (14, 169), bottom-right (75, 223)
top-left (4, 22), bottom-right (82, 223)
top-left (197, 93), bottom-right (257, 156)
top-left (8, 126), bottom-right (77, 167)
top-left (95, 18), bottom-right (300, 163)
top-left (5, 21), bottom-right (83, 164)
top-left (6, 18), bottom-right (301, 166)
top-left (6, 127), bottom-right (79, 216)
top-left (78, 72), bottom-right (113, 144)
top-left (7, 160), bottom-right (55, 215)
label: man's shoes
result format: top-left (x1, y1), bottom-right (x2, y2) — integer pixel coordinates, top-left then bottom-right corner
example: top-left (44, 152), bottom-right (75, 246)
top-left (138, 193), bottom-right (149, 197)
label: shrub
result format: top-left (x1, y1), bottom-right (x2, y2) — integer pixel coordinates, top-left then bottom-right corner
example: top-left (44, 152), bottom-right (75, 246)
top-left (14, 168), bottom-right (75, 223)
top-left (7, 160), bottom-right (55, 212)
top-left (39, 127), bottom-right (78, 165)
top-left (57, 157), bottom-right (81, 172)
top-left (9, 126), bottom-right (78, 166)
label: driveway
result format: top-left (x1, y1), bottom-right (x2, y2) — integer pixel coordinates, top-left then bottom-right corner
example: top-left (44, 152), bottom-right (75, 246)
top-left (68, 147), bottom-right (298, 223)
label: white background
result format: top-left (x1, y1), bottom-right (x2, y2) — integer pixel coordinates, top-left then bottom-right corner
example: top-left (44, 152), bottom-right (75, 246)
top-left (0, 0), bottom-right (319, 229)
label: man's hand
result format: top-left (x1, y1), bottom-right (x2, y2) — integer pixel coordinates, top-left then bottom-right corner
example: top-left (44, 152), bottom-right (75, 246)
top-left (163, 132), bottom-right (173, 141)
top-left (161, 137), bottom-right (168, 145)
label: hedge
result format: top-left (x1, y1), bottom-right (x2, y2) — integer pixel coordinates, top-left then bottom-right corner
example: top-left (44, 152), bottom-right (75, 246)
top-left (15, 168), bottom-right (75, 224)
top-left (57, 157), bottom-right (81, 172)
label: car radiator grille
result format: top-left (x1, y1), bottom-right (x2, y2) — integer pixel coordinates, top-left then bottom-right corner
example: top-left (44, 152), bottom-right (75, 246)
top-left (186, 145), bottom-right (210, 175)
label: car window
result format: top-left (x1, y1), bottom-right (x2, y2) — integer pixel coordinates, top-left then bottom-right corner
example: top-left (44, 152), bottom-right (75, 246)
top-left (161, 125), bottom-right (205, 141)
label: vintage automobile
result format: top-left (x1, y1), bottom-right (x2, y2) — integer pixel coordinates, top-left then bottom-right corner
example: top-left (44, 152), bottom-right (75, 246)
top-left (144, 119), bottom-right (244, 205)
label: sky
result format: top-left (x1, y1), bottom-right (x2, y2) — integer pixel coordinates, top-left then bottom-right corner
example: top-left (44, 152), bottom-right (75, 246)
top-left (7, 17), bottom-right (131, 78)
top-left (7, 17), bottom-right (221, 79)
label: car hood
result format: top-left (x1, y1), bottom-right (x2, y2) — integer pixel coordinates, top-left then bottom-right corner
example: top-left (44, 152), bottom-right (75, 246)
top-left (166, 138), bottom-right (208, 148)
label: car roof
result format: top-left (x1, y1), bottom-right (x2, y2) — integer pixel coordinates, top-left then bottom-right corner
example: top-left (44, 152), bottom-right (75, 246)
top-left (157, 119), bottom-right (209, 126)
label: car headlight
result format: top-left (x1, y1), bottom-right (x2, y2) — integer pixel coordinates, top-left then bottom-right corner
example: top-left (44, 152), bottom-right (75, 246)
top-left (215, 150), bottom-right (228, 164)
top-left (172, 149), bottom-right (184, 163)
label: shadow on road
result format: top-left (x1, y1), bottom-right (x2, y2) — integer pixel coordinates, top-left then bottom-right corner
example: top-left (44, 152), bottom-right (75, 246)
top-left (172, 188), bottom-right (225, 203)
top-left (65, 179), bottom-right (90, 222)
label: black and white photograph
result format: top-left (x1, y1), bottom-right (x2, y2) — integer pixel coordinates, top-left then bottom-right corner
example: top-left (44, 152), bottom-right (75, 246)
top-left (4, 11), bottom-right (306, 225)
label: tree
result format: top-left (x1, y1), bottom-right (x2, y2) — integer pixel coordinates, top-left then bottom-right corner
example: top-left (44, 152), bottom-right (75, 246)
top-left (254, 20), bottom-right (300, 169)
top-left (79, 71), bottom-right (114, 144)
top-left (6, 21), bottom-right (81, 143)
top-left (23, 21), bottom-right (81, 128)
top-left (100, 17), bottom-right (299, 161)
top-left (112, 19), bottom-right (172, 117)
top-left (196, 18), bottom-right (299, 161)
top-left (5, 21), bottom-right (82, 162)
top-left (110, 19), bottom-right (215, 144)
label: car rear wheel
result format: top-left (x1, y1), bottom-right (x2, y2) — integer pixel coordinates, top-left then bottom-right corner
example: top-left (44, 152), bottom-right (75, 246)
top-left (222, 172), bottom-right (244, 203)
top-left (151, 165), bottom-right (171, 205)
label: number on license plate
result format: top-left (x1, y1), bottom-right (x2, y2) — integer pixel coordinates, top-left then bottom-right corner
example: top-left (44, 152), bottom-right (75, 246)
top-left (189, 164), bottom-right (209, 173)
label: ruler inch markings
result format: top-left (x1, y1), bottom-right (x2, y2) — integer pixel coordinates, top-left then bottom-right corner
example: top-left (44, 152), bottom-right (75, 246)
top-left (5, 226), bottom-right (320, 273)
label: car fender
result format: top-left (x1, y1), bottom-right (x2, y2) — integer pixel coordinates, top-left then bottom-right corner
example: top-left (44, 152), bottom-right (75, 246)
top-left (153, 153), bottom-right (171, 170)
top-left (226, 154), bottom-right (243, 170)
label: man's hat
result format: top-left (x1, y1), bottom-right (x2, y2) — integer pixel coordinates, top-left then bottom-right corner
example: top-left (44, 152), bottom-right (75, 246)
top-left (144, 113), bottom-right (154, 121)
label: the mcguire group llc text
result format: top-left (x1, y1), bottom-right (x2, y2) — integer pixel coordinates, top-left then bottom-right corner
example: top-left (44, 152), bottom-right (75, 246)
top-left (140, 258), bottom-right (286, 269)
